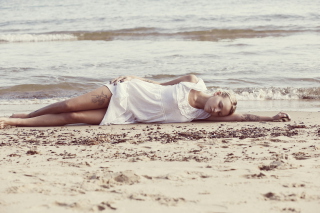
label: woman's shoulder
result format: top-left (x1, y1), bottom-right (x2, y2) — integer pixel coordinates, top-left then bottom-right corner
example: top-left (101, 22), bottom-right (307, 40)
top-left (179, 77), bottom-right (207, 91)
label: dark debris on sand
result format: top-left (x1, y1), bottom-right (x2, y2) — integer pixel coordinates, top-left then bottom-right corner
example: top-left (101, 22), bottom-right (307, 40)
top-left (0, 124), bottom-right (318, 147)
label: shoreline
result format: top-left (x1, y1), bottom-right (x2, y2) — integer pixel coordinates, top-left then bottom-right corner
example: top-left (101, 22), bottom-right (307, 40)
top-left (1, 111), bottom-right (319, 212)
top-left (1, 99), bottom-right (320, 117)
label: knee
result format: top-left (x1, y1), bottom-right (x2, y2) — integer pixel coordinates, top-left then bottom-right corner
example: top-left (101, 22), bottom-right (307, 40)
top-left (63, 100), bottom-right (76, 112)
top-left (63, 112), bottom-right (82, 123)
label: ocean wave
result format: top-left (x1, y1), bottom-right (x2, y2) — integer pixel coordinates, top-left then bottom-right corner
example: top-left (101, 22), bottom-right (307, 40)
top-left (1, 82), bottom-right (319, 101)
top-left (0, 33), bottom-right (77, 43)
top-left (0, 98), bottom-right (67, 106)
top-left (231, 87), bottom-right (320, 101)
top-left (74, 28), bottom-right (306, 41)
top-left (0, 28), bottom-right (309, 43)
top-left (0, 82), bottom-right (96, 99)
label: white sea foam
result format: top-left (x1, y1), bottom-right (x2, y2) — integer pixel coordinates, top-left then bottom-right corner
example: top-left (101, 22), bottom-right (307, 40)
top-left (236, 89), bottom-right (300, 101)
top-left (0, 98), bottom-right (66, 105)
top-left (0, 34), bottom-right (77, 43)
top-left (208, 87), bottom-right (319, 101)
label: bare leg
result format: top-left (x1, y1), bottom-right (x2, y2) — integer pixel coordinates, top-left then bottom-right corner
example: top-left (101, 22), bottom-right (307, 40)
top-left (11, 86), bottom-right (112, 118)
top-left (10, 114), bottom-right (29, 118)
top-left (1, 109), bottom-right (106, 128)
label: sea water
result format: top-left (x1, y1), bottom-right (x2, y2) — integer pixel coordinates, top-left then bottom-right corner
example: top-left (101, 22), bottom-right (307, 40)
top-left (1, 0), bottom-right (319, 116)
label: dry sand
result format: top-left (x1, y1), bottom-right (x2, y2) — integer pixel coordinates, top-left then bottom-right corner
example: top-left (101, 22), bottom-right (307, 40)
top-left (0, 111), bottom-right (319, 213)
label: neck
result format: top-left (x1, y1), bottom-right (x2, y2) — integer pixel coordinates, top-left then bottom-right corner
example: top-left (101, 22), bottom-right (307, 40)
top-left (190, 90), bottom-right (211, 109)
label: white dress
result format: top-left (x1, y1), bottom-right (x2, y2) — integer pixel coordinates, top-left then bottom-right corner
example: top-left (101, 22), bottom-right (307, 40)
top-left (100, 78), bottom-right (211, 125)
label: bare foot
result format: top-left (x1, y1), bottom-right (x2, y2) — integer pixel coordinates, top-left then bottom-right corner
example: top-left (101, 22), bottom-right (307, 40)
top-left (10, 113), bottom-right (29, 118)
top-left (0, 118), bottom-right (13, 129)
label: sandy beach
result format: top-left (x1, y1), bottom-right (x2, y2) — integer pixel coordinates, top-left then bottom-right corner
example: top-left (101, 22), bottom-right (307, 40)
top-left (0, 111), bottom-right (319, 213)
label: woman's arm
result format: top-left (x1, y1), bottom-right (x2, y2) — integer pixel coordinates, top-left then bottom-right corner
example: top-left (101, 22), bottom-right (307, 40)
top-left (204, 112), bottom-right (291, 122)
top-left (110, 74), bottom-right (198, 86)
top-left (160, 75), bottom-right (198, 85)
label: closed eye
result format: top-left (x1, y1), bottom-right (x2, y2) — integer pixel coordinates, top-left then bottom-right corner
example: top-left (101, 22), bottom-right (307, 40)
top-left (219, 101), bottom-right (224, 116)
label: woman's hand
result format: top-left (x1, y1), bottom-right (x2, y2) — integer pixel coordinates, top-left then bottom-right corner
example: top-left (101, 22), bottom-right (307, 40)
top-left (272, 112), bottom-right (291, 122)
top-left (110, 76), bottom-right (135, 85)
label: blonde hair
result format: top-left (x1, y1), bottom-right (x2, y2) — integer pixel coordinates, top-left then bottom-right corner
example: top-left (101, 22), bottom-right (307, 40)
top-left (218, 90), bottom-right (237, 115)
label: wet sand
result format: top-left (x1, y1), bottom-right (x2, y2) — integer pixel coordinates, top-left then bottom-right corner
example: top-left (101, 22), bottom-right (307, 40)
top-left (0, 111), bottom-right (319, 213)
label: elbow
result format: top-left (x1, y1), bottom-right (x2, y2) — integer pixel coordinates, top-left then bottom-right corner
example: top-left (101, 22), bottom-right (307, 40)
top-left (186, 74), bottom-right (199, 83)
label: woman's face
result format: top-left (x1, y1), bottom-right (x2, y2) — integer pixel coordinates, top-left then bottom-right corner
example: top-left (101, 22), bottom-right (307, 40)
top-left (204, 93), bottom-right (232, 117)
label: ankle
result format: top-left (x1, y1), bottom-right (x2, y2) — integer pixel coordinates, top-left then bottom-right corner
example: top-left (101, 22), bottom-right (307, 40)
top-left (1, 117), bottom-right (16, 128)
top-left (8, 118), bottom-right (24, 126)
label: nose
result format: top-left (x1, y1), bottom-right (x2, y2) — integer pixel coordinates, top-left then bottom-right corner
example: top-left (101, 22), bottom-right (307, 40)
top-left (214, 108), bottom-right (221, 113)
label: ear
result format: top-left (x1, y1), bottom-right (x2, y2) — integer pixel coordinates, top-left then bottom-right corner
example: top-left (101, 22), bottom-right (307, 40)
top-left (213, 91), bottom-right (222, 96)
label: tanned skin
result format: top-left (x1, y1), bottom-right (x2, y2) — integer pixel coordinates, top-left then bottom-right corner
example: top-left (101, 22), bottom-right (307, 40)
top-left (241, 114), bottom-right (262, 121)
top-left (0, 86), bottom-right (112, 127)
top-left (91, 91), bottom-right (109, 106)
top-left (205, 112), bottom-right (289, 122)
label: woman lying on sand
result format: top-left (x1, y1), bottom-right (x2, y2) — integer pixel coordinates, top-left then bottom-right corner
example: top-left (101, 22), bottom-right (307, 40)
top-left (0, 75), bottom-right (290, 128)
